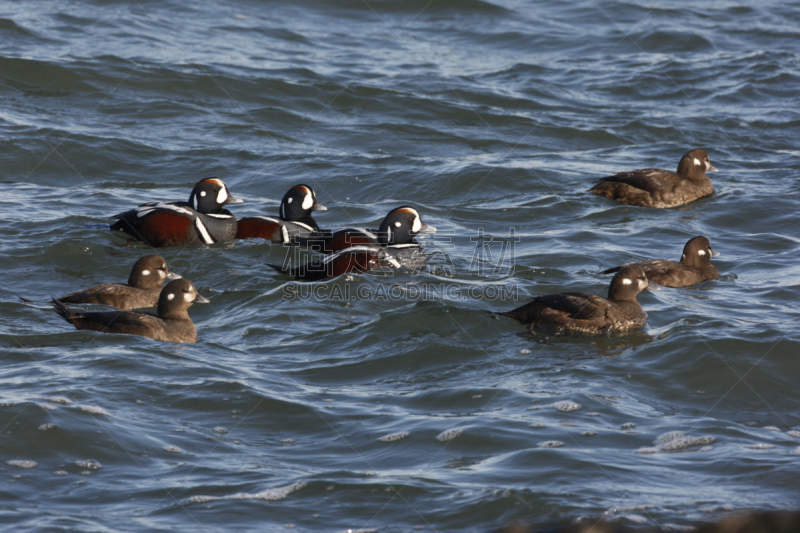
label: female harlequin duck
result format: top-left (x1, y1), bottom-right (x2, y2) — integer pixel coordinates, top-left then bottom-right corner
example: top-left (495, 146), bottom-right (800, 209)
top-left (268, 245), bottom-right (398, 281)
top-left (56, 255), bottom-right (181, 309)
top-left (52, 279), bottom-right (209, 343)
top-left (236, 184), bottom-right (327, 244)
top-left (589, 148), bottom-right (717, 208)
top-left (110, 178), bottom-right (243, 247)
top-left (601, 236), bottom-right (720, 288)
top-left (500, 265), bottom-right (649, 334)
top-left (321, 206), bottom-right (435, 259)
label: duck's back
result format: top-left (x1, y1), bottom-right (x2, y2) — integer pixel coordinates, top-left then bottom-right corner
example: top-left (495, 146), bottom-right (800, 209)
top-left (58, 283), bottom-right (162, 309)
top-left (590, 169), bottom-right (712, 208)
top-left (55, 303), bottom-right (197, 343)
top-left (112, 203), bottom-right (237, 247)
top-left (504, 292), bottom-right (608, 323)
top-left (603, 259), bottom-right (719, 288)
top-left (503, 292), bottom-right (645, 333)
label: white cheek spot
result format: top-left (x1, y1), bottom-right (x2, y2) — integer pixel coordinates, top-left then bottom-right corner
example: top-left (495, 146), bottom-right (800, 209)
top-left (301, 193), bottom-right (313, 211)
top-left (167, 293), bottom-right (175, 301)
top-left (287, 197), bottom-right (293, 204)
top-left (200, 191), bottom-right (206, 197)
top-left (693, 157), bottom-right (701, 166)
top-left (698, 250), bottom-right (706, 256)
top-left (412, 216), bottom-right (422, 233)
top-left (184, 292), bottom-right (193, 302)
top-left (621, 278), bottom-right (632, 285)
top-left (141, 269), bottom-right (150, 276)
top-left (394, 221), bottom-right (401, 227)
top-left (216, 185), bottom-right (227, 204)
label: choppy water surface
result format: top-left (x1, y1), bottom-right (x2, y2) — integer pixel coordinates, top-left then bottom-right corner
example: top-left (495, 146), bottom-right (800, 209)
top-left (2, 1), bottom-right (800, 531)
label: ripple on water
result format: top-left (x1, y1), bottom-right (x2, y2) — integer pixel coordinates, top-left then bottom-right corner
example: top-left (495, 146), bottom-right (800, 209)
top-left (436, 428), bottom-right (464, 442)
top-left (188, 482), bottom-right (307, 504)
top-left (378, 431), bottom-right (410, 442)
top-left (7, 460), bottom-right (37, 469)
top-left (637, 431), bottom-right (716, 454)
top-left (2, 0), bottom-right (800, 530)
top-left (74, 460), bottom-right (101, 470)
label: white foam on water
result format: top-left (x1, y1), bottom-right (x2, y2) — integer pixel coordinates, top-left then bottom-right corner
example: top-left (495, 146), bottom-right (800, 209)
top-left (38, 403), bottom-right (57, 411)
top-left (378, 431), bottom-right (409, 442)
top-left (79, 405), bottom-right (111, 416)
top-left (659, 436), bottom-right (715, 451)
top-left (436, 428), bottom-right (463, 442)
top-left (617, 505), bottom-right (651, 512)
top-left (75, 459), bottom-right (102, 470)
top-left (553, 401), bottom-right (581, 412)
top-left (538, 440), bottom-right (564, 448)
top-left (623, 514), bottom-right (648, 524)
top-left (213, 427), bottom-right (228, 434)
top-left (641, 432), bottom-right (715, 453)
top-left (582, 431), bottom-right (596, 436)
top-left (528, 400), bottom-right (581, 412)
top-left (189, 482), bottom-right (306, 503)
top-left (163, 446), bottom-right (183, 453)
top-left (38, 423), bottom-right (55, 431)
top-left (792, 446), bottom-right (800, 455)
top-left (746, 443), bottom-right (775, 450)
top-left (700, 504), bottom-right (734, 513)
top-left (662, 524), bottom-right (696, 532)
top-left (655, 431), bottom-right (684, 445)
top-left (519, 348), bottom-right (531, 354)
top-left (621, 422), bottom-right (636, 429)
top-left (786, 430), bottom-right (800, 439)
top-left (7, 460), bottom-right (37, 469)
top-left (54, 470), bottom-right (68, 476)
top-left (45, 397), bottom-right (71, 405)
top-left (763, 426), bottom-right (781, 431)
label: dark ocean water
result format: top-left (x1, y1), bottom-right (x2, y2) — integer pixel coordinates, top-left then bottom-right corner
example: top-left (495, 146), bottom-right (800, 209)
top-left (2, 1), bottom-right (800, 531)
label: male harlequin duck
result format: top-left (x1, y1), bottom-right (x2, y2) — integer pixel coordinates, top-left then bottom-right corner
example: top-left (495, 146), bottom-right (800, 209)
top-left (500, 266), bottom-right (649, 334)
top-left (110, 178), bottom-right (243, 247)
top-left (589, 148), bottom-right (717, 208)
top-left (601, 236), bottom-right (720, 288)
top-left (236, 184), bottom-right (327, 244)
top-left (56, 255), bottom-right (181, 309)
top-left (268, 245), bottom-right (398, 281)
top-left (52, 279), bottom-right (209, 343)
top-left (322, 206), bottom-right (435, 253)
